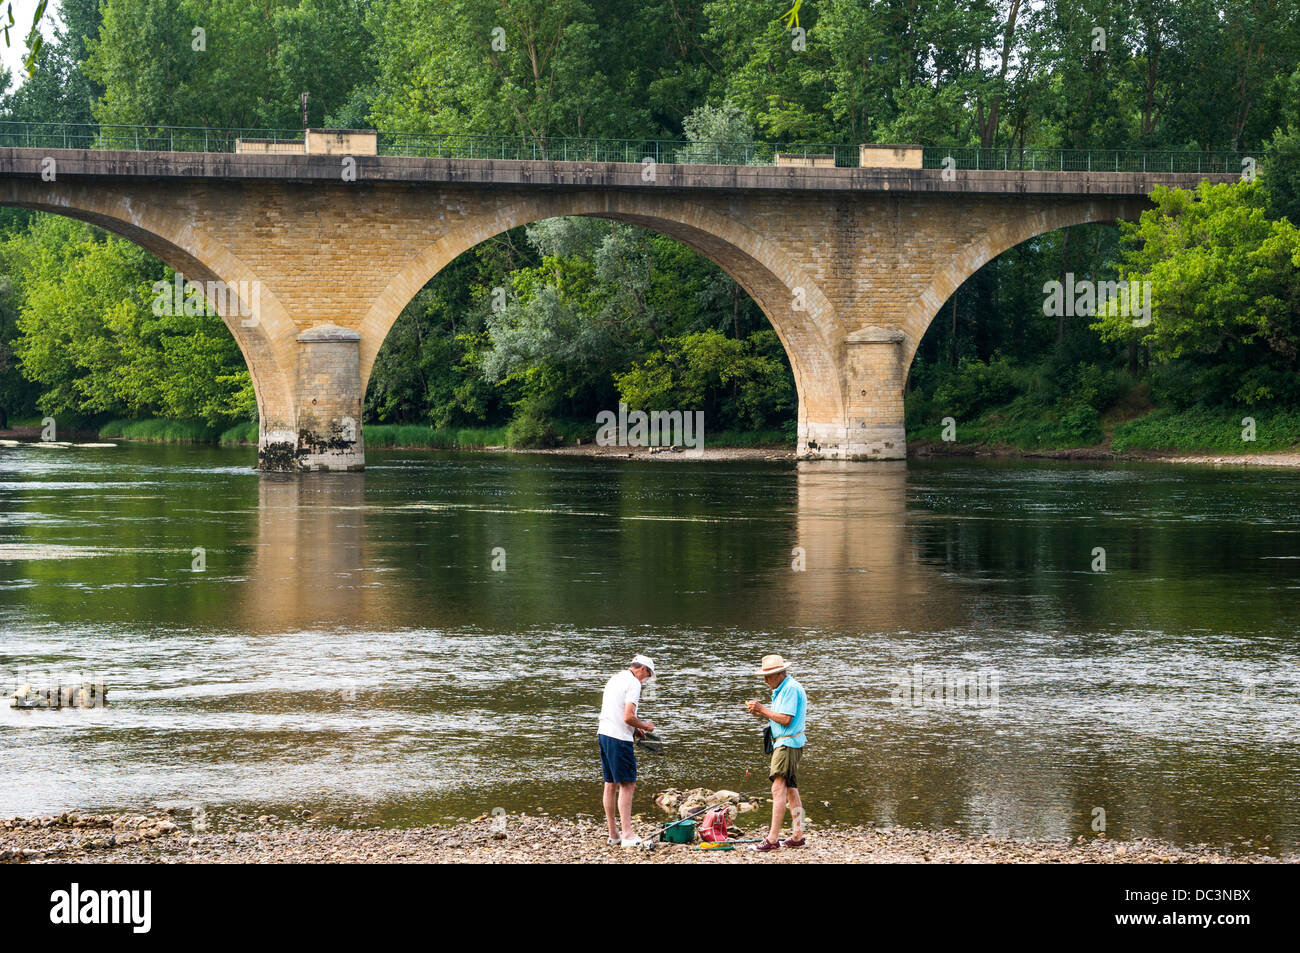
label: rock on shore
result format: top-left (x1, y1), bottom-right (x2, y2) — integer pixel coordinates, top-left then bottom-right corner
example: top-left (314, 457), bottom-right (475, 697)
top-left (0, 810), bottom-right (1291, 864)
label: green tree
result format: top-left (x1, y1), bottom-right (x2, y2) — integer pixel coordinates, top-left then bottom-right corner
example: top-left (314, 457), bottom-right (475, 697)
top-left (1093, 182), bottom-right (1300, 406)
top-left (368, 0), bottom-right (641, 140)
top-left (677, 101), bottom-right (756, 162)
top-left (702, 0), bottom-right (836, 140)
top-left (87, 0), bottom-right (372, 129)
top-left (1261, 66), bottom-right (1300, 224)
top-left (480, 218), bottom-right (653, 419)
top-left (2, 0), bottom-right (102, 124)
top-left (0, 245), bottom-right (39, 427)
top-left (366, 252), bottom-right (508, 427)
top-left (1264, 127), bottom-right (1300, 224)
top-left (615, 328), bottom-right (794, 429)
top-left (6, 216), bottom-right (252, 424)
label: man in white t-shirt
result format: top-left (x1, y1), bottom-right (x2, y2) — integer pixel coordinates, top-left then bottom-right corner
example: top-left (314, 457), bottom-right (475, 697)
top-left (598, 654), bottom-right (656, 847)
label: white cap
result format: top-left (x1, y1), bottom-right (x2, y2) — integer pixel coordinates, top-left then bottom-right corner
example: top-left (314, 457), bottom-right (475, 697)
top-left (632, 654), bottom-right (656, 675)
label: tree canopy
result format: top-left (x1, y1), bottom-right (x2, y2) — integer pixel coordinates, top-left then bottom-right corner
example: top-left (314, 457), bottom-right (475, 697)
top-left (2, 1), bottom-right (1298, 445)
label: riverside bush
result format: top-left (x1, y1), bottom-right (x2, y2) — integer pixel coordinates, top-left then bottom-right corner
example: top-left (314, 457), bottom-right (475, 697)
top-left (1111, 408), bottom-right (1300, 451)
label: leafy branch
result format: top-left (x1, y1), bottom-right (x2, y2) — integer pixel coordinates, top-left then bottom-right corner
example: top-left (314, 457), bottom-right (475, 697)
top-left (3, 0), bottom-right (48, 76)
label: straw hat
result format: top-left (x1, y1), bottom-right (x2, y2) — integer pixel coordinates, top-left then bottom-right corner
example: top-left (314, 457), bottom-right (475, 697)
top-left (754, 654), bottom-right (791, 676)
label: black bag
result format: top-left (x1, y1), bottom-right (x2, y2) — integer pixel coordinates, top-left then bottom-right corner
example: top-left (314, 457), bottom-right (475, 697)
top-left (762, 725), bottom-right (775, 754)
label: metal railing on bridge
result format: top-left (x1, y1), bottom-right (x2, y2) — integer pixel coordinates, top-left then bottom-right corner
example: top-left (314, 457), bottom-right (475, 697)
top-left (377, 132), bottom-right (864, 166)
top-left (0, 121), bottom-right (1246, 174)
top-left (0, 122), bottom-right (300, 153)
top-left (920, 146), bottom-right (1245, 174)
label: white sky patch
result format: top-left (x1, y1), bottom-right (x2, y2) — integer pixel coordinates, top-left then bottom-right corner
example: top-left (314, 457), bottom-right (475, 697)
top-left (1, 0), bottom-right (62, 92)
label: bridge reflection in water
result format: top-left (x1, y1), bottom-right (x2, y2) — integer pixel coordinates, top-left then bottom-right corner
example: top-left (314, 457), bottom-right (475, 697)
top-left (246, 473), bottom-right (382, 629)
top-left (241, 458), bottom-right (963, 635)
top-left (780, 461), bottom-right (964, 632)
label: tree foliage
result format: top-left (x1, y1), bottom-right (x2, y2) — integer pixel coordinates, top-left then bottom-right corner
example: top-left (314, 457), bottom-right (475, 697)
top-left (1093, 182), bottom-right (1300, 406)
top-left (5, 216), bottom-right (253, 424)
top-left (3, 0), bottom-right (1300, 442)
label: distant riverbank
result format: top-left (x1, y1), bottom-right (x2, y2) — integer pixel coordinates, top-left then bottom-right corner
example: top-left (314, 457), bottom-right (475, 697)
top-left (907, 405), bottom-right (1300, 464)
top-left (7, 414), bottom-right (1298, 466)
top-left (88, 418), bottom-right (793, 456)
top-left (910, 440), bottom-right (1300, 468)
top-left (3, 811), bottom-right (1290, 864)
top-left (7, 428), bottom-right (1298, 467)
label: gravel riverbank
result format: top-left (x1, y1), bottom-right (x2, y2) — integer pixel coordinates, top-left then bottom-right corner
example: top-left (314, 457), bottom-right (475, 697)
top-left (2, 811), bottom-right (1291, 864)
top-left (909, 441), bottom-right (1300, 467)
top-left (522, 443), bottom-right (1300, 467)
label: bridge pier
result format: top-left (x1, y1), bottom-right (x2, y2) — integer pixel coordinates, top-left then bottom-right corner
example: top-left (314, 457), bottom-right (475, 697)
top-left (257, 324), bottom-right (365, 472)
top-left (798, 327), bottom-right (906, 461)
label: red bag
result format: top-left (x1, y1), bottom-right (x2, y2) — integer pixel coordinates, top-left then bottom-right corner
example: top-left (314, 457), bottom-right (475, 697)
top-left (698, 808), bottom-right (730, 843)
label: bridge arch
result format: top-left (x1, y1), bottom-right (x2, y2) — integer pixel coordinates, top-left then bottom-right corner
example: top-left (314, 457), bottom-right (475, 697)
top-left (899, 197), bottom-right (1148, 371)
top-left (0, 180), bottom-right (301, 461)
top-left (356, 191), bottom-right (845, 438)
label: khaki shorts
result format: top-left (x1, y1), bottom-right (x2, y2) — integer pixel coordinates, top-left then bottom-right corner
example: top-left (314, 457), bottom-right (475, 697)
top-left (769, 744), bottom-right (803, 788)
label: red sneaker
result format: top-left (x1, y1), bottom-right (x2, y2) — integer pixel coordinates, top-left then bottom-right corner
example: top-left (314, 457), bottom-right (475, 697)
top-left (751, 838), bottom-right (780, 852)
top-left (780, 836), bottom-right (806, 848)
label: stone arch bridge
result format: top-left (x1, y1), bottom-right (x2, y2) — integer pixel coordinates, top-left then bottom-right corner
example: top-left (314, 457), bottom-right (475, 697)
top-left (0, 148), bottom-right (1234, 470)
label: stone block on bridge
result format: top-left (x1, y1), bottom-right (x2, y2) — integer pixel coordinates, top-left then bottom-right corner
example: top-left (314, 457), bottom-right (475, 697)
top-left (859, 144), bottom-right (924, 169)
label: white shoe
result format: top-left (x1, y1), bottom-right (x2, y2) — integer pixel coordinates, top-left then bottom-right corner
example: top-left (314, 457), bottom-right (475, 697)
top-left (607, 836), bottom-right (620, 846)
top-left (619, 836), bottom-right (643, 848)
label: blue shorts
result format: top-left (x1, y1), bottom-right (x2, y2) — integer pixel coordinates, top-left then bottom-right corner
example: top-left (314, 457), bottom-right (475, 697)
top-left (599, 734), bottom-right (637, 783)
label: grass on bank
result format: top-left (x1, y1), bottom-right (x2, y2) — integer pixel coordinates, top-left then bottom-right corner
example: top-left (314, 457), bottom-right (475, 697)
top-left (1109, 407), bottom-right (1300, 452)
top-left (909, 396), bottom-right (1105, 449)
top-left (99, 418), bottom-right (515, 449)
top-left (906, 356), bottom-right (1300, 455)
top-left (74, 408), bottom-right (1300, 456)
top-left (99, 418), bottom-right (224, 443)
top-left (96, 418), bottom-right (795, 450)
top-left (99, 418), bottom-right (258, 445)
top-left (908, 401), bottom-right (1300, 453)
top-left (363, 424), bottom-right (511, 449)
top-left (366, 422), bottom-right (791, 449)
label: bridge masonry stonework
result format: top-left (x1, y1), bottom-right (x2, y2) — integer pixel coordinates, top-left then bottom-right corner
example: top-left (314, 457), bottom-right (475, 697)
top-left (0, 148), bottom-right (1234, 470)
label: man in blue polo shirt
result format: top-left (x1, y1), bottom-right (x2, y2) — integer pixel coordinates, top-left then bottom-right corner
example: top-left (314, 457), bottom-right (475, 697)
top-left (745, 654), bottom-right (807, 851)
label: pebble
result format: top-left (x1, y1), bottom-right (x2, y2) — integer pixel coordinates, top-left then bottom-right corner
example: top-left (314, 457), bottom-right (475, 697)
top-left (0, 811), bottom-right (1290, 865)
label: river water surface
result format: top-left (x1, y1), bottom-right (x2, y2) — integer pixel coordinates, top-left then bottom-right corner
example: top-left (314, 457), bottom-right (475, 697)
top-left (1, 443), bottom-right (1298, 851)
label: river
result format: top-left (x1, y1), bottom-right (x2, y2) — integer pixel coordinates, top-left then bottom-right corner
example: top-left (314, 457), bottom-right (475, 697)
top-left (1, 442), bottom-right (1297, 851)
